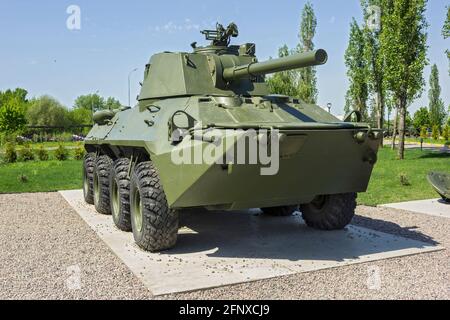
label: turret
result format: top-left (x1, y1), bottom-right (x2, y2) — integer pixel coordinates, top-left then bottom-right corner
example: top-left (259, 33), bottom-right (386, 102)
top-left (138, 23), bottom-right (328, 101)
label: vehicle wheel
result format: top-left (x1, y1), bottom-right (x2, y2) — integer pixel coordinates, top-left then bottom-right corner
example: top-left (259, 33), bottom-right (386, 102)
top-left (261, 205), bottom-right (298, 216)
top-left (130, 161), bottom-right (178, 252)
top-left (301, 193), bottom-right (357, 230)
top-left (93, 155), bottom-right (113, 215)
top-left (82, 153), bottom-right (96, 205)
top-left (110, 158), bottom-right (132, 231)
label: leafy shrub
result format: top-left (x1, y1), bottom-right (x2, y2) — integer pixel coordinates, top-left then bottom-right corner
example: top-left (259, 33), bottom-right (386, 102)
top-left (36, 146), bottom-right (49, 161)
top-left (431, 125), bottom-right (440, 140)
top-left (18, 144), bottom-right (34, 161)
top-left (57, 132), bottom-right (74, 142)
top-left (54, 144), bottom-right (69, 161)
top-left (3, 143), bottom-right (17, 163)
top-left (420, 126), bottom-right (427, 139)
top-left (399, 173), bottom-right (411, 186)
top-left (443, 126), bottom-right (449, 141)
top-left (18, 174), bottom-right (28, 183)
top-left (74, 145), bottom-right (86, 160)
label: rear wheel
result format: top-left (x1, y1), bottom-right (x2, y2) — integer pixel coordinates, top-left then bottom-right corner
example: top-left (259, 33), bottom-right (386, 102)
top-left (301, 193), bottom-right (357, 230)
top-left (130, 161), bottom-right (178, 252)
top-left (110, 158), bottom-right (132, 231)
top-left (83, 153), bottom-right (96, 205)
top-left (261, 205), bottom-right (298, 216)
top-left (93, 155), bottom-right (114, 215)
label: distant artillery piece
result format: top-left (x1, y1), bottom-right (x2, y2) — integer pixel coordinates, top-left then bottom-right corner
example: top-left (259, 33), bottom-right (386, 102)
top-left (427, 172), bottom-right (450, 203)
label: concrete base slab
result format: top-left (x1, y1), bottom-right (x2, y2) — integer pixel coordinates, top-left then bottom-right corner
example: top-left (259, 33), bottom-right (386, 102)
top-left (60, 190), bottom-right (444, 296)
top-left (380, 199), bottom-right (450, 218)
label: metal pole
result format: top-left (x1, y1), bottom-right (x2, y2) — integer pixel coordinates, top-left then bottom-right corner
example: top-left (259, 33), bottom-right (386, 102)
top-left (128, 68), bottom-right (138, 107)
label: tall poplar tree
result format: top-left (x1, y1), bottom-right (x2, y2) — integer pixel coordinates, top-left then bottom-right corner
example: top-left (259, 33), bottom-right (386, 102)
top-left (297, 1), bottom-right (318, 104)
top-left (380, 0), bottom-right (428, 159)
top-left (345, 19), bottom-right (369, 120)
top-left (361, 0), bottom-right (385, 139)
top-left (428, 64), bottom-right (445, 128)
top-left (443, 6), bottom-right (450, 75)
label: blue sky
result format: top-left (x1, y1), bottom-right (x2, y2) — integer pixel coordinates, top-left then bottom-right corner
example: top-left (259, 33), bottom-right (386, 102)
top-left (0, 0), bottom-right (448, 116)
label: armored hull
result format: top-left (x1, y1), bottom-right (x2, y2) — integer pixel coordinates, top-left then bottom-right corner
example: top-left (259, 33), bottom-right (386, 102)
top-left (86, 96), bottom-right (379, 210)
top-left (83, 23), bottom-right (381, 251)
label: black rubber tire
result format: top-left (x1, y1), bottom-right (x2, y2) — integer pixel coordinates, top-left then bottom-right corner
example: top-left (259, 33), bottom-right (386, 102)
top-left (261, 205), bottom-right (298, 216)
top-left (82, 153), bottom-right (96, 205)
top-left (93, 155), bottom-right (114, 215)
top-left (109, 158), bottom-right (132, 231)
top-left (130, 161), bottom-right (178, 252)
top-left (301, 193), bottom-right (357, 230)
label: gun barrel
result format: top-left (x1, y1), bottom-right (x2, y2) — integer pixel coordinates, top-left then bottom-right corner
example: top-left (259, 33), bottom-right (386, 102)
top-left (222, 49), bottom-right (328, 81)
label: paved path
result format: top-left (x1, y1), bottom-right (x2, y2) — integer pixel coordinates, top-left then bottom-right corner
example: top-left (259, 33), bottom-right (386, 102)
top-left (60, 190), bottom-right (443, 296)
top-left (380, 198), bottom-right (450, 219)
top-left (384, 140), bottom-right (449, 153)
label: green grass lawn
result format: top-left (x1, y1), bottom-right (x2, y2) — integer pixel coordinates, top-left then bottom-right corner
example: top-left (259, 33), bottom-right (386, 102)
top-left (358, 147), bottom-right (449, 206)
top-left (0, 160), bottom-right (82, 193)
top-left (0, 147), bottom-right (448, 206)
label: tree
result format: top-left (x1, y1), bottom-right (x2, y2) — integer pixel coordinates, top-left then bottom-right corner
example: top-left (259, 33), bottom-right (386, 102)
top-left (104, 97), bottom-right (122, 110)
top-left (443, 6), bottom-right (449, 75)
top-left (431, 125), bottom-right (440, 140)
top-left (443, 125), bottom-right (449, 141)
top-left (420, 126), bottom-right (427, 139)
top-left (405, 111), bottom-right (413, 130)
top-left (267, 2), bottom-right (318, 102)
top-left (380, 0), bottom-right (428, 159)
top-left (0, 88), bottom-right (28, 106)
top-left (68, 107), bottom-right (92, 126)
top-left (361, 0), bottom-right (386, 139)
top-left (0, 89), bottom-right (28, 135)
top-left (73, 94), bottom-right (122, 112)
top-left (74, 94), bottom-right (105, 112)
top-left (428, 64), bottom-right (445, 128)
top-left (0, 99), bottom-right (27, 134)
top-left (267, 45), bottom-right (300, 97)
top-left (413, 107), bottom-right (430, 130)
top-left (297, 1), bottom-right (318, 103)
top-left (345, 18), bottom-right (369, 120)
top-left (27, 96), bottom-right (71, 127)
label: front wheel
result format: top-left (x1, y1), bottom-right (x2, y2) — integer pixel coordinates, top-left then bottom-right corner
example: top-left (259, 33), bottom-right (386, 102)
top-left (93, 155), bottom-right (113, 215)
top-left (110, 158), bottom-right (132, 231)
top-left (82, 153), bottom-right (96, 205)
top-left (301, 193), bottom-right (357, 230)
top-left (130, 161), bottom-right (178, 252)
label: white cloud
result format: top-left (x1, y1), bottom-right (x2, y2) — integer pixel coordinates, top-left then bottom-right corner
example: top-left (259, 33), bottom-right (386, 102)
top-left (150, 19), bottom-right (202, 33)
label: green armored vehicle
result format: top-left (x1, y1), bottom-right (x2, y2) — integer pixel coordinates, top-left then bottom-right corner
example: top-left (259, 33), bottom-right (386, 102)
top-left (83, 23), bottom-right (382, 252)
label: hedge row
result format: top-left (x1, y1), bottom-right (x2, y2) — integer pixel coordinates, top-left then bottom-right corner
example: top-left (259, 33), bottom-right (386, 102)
top-left (1, 143), bottom-right (85, 163)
